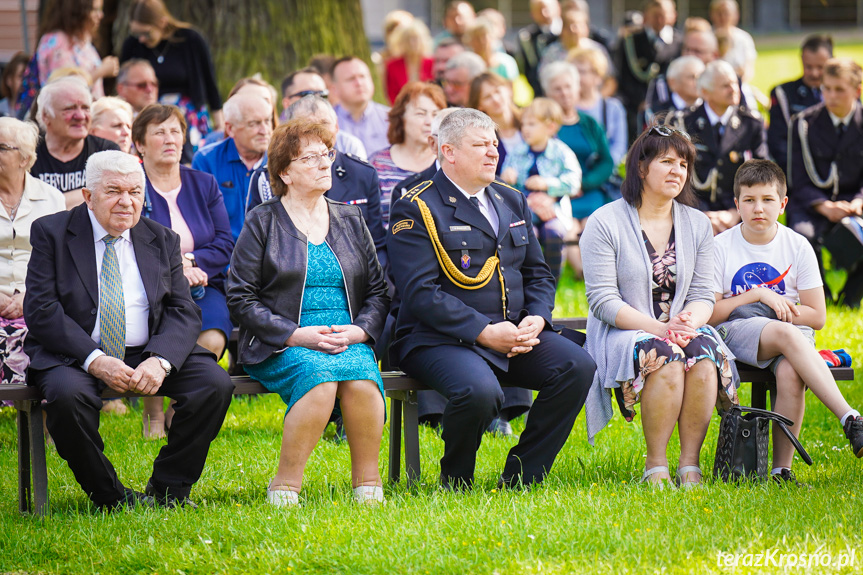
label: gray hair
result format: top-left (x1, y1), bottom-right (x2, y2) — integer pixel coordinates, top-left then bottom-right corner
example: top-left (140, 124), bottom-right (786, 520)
top-left (85, 150), bottom-right (145, 191)
top-left (444, 51), bottom-right (487, 78)
top-left (0, 117), bottom-right (40, 171)
top-left (431, 107), bottom-right (460, 138)
top-left (697, 60), bottom-right (737, 93)
top-left (223, 93), bottom-right (272, 125)
top-left (91, 96), bottom-right (133, 127)
top-left (540, 61), bottom-right (580, 94)
top-left (666, 55), bottom-right (706, 82)
top-left (285, 94), bottom-right (336, 122)
top-left (117, 58), bottom-right (154, 84)
top-left (36, 76), bottom-right (92, 130)
top-left (437, 108), bottom-right (497, 162)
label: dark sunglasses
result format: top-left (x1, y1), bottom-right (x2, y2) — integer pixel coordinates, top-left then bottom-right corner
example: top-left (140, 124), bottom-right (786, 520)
top-left (289, 89), bottom-right (329, 100)
top-left (648, 125), bottom-right (691, 141)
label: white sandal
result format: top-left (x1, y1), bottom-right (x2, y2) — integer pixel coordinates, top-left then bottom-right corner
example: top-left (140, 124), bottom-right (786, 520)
top-left (676, 466), bottom-right (703, 490)
top-left (641, 466), bottom-right (672, 489)
top-left (266, 487), bottom-right (300, 507)
top-left (353, 485), bottom-right (384, 505)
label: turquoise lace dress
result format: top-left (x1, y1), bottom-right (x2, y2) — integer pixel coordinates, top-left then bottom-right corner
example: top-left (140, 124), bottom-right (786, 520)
top-left (244, 242), bottom-right (384, 414)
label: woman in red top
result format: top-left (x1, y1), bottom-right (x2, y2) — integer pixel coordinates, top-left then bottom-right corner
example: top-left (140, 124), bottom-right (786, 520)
top-left (385, 20), bottom-right (434, 104)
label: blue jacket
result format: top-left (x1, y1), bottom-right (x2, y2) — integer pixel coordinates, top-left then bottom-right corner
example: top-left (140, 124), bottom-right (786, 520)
top-left (192, 137), bottom-right (265, 242)
top-left (500, 137), bottom-right (582, 198)
top-left (144, 165), bottom-right (234, 291)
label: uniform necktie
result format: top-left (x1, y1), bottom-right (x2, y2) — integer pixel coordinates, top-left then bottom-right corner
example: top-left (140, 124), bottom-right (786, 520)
top-left (100, 235), bottom-right (126, 359)
top-left (837, 123), bottom-right (847, 138)
top-left (469, 196), bottom-right (481, 209)
top-left (713, 122), bottom-right (724, 143)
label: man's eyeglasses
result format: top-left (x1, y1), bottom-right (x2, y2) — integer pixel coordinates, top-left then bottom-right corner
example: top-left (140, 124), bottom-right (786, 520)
top-left (123, 80), bottom-right (159, 91)
top-left (648, 125), bottom-right (691, 141)
top-left (0, 143), bottom-right (20, 153)
top-left (289, 89), bottom-right (329, 100)
top-left (293, 149), bottom-right (336, 168)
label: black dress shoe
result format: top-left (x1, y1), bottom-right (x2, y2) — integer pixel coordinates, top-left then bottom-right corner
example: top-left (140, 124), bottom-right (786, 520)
top-left (486, 417), bottom-right (513, 437)
top-left (97, 488), bottom-right (154, 512)
top-left (145, 482), bottom-right (198, 509)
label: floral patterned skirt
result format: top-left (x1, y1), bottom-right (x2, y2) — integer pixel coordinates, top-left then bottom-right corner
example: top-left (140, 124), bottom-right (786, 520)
top-left (0, 317), bottom-right (28, 406)
top-left (615, 327), bottom-right (737, 421)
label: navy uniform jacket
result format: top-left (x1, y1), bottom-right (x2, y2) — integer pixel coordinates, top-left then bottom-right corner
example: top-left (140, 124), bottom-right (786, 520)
top-left (387, 170), bottom-right (556, 371)
top-left (247, 152), bottom-right (387, 268)
top-left (516, 23), bottom-right (558, 97)
top-left (768, 77), bottom-right (822, 171)
top-left (391, 162), bottom-right (437, 217)
top-left (672, 103), bottom-right (768, 212)
top-left (615, 27), bottom-right (682, 114)
top-left (788, 103), bottom-right (863, 237)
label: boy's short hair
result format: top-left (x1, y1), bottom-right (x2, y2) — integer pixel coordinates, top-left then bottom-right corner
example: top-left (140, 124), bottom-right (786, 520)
top-left (523, 97), bottom-right (563, 127)
top-left (824, 57), bottom-right (863, 88)
top-left (733, 159), bottom-right (787, 200)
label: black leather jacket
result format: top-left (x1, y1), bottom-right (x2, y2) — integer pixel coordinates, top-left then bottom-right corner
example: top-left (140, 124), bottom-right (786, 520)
top-left (227, 197), bottom-right (390, 365)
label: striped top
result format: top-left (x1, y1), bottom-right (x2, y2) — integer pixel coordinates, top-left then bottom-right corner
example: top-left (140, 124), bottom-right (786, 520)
top-left (368, 147), bottom-right (414, 229)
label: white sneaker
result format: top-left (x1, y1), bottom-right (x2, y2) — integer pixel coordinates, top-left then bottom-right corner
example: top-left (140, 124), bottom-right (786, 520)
top-left (266, 487), bottom-right (300, 507)
top-left (352, 485), bottom-right (384, 505)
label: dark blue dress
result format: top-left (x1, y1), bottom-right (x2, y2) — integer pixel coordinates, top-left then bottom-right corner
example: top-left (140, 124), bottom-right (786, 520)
top-left (244, 242), bottom-right (384, 413)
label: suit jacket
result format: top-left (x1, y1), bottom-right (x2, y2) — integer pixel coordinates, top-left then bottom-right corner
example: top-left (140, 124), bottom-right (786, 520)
top-left (387, 170), bottom-right (556, 370)
top-left (246, 152), bottom-right (387, 268)
top-left (788, 103), bottom-right (863, 231)
top-left (24, 204), bottom-right (203, 372)
top-left (144, 165), bottom-right (234, 291)
top-left (768, 77), bottom-right (822, 171)
top-left (517, 23), bottom-right (558, 96)
top-left (672, 103), bottom-right (768, 211)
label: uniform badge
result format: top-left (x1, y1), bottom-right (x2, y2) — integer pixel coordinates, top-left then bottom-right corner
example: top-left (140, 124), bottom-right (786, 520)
top-left (449, 196), bottom-right (457, 203)
top-left (696, 117), bottom-right (706, 131)
top-left (461, 253), bottom-right (471, 269)
top-left (510, 220), bottom-right (526, 228)
top-left (798, 85), bottom-right (808, 98)
top-left (391, 219), bottom-right (414, 234)
top-left (449, 225), bottom-right (471, 231)
top-left (730, 116), bottom-right (740, 130)
top-left (495, 193), bottom-right (501, 200)
top-left (335, 166), bottom-right (346, 178)
top-left (729, 151), bottom-right (739, 163)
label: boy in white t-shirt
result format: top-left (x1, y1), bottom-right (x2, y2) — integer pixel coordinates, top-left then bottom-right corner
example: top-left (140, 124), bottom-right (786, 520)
top-left (710, 159), bottom-right (862, 484)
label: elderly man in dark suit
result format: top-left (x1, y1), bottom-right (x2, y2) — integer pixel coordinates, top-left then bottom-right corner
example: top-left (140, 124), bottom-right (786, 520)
top-left (387, 109), bottom-right (595, 489)
top-left (670, 60), bottom-right (767, 234)
top-left (788, 58), bottom-right (863, 307)
top-left (24, 150), bottom-right (233, 511)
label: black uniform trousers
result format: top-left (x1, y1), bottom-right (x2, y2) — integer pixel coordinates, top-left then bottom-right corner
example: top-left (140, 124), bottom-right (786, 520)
top-left (400, 329), bottom-right (595, 487)
top-left (30, 348), bottom-right (233, 506)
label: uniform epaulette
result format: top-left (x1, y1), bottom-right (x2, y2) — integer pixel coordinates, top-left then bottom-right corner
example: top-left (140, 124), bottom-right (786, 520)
top-left (344, 153), bottom-right (373, 167)
top-left (405, 180), bottom-right (433, 202)
top-left (493, 180), bottom-right (520, 194)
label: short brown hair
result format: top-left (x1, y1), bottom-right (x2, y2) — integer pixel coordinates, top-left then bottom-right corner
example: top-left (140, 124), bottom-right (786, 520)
top-left (131, 104), bottom-right (187, 156)
top-left (733, 159), bottom-right (787, 200)
top-left (267, 118), bottom-right (336, 197)
top-left (621, 125), bottom-right (698, 209)
top-left (387, 82), bottom-right (446, 145)
top-left (824, 57), bottom-right (863, 88)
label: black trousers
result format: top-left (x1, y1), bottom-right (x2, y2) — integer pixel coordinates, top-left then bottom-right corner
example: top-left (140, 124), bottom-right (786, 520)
top-left (400, 330), bottom-right (595, 486)
top-left (30, 349), bottom-right (234, 506)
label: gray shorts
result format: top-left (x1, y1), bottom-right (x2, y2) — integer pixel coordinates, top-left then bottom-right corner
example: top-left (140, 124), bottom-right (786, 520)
top-left (718, 317), bottom-right (816, 373)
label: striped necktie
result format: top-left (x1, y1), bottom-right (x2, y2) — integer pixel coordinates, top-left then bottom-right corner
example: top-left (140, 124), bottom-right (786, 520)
top-left (100, 235), bottom-right (126, 359)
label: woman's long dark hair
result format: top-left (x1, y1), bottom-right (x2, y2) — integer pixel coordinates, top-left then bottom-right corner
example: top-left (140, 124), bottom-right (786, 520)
top-left (620, 126), bottom-right (698, 209)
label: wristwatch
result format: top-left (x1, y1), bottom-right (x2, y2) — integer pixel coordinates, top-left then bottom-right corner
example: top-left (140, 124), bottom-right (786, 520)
top-left (183, 252), bottom-right (197, 267)
top-left (154, 355), bottom-right (172, 376)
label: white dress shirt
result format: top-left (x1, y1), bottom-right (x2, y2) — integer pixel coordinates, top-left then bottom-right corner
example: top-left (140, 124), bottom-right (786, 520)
top-left (82, 209), bottom-right (150, 371)
top-left (704, 102), bottom-right (734, 129)
top-left (828, 103), bottom-right (857, 129)
top-left (445, 173), bottom-right (500, 236)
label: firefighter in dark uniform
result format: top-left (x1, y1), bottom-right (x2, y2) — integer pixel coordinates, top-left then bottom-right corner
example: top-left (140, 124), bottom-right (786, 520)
top-left (788, 58), bottom-right (863, 307)
top-left (670, 60), bottom-right (767, 234)
top-left (767, 34), bottom-right (832, 172)
top-left (615, 0), bottom-right (682, 144)
top-left (387, 109), bottom-right (594, 489)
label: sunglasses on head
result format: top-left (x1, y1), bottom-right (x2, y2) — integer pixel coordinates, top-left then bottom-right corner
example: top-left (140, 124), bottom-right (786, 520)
top-left (648, 125), bottom-right (692, 141)
top-left (290, 89), bottom-right (329, 100)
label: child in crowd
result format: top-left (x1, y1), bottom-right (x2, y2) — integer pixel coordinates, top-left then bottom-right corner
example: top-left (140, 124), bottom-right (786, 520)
top-left (500, 97), bottom-right (582, 284)
top-left (710, 159), bottom-right (863, 485)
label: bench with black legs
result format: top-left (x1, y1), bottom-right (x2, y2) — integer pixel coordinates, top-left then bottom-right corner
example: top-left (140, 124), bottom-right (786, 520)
top-left (5, 319), bottom-right (854, 514)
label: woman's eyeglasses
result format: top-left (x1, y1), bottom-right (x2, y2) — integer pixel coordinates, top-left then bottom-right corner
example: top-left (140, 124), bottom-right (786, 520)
top-left (648, 125), bottom-right (691, 141)
top-left (293, 149), bottom-right (336, 168)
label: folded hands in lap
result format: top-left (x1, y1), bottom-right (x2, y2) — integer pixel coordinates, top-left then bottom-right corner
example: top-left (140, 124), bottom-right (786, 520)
top-left (477, 315), bottom-right (545, 357)
top-left (286, 324), bottom-right (368, 355)
top-left (88, 355), bottom-right (166, 395)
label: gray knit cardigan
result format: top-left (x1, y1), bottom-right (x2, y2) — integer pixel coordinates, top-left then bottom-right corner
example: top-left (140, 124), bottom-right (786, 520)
top-left (580, 198), bottom-right (739, 444)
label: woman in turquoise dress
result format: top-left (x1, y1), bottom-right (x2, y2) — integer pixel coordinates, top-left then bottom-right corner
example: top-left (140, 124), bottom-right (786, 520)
top-left (227, 118), bottom-right (390, 507)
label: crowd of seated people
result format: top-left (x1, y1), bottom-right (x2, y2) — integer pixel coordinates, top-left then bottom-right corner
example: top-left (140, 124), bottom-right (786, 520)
top-left (3, 0), bottom-right (863, 511)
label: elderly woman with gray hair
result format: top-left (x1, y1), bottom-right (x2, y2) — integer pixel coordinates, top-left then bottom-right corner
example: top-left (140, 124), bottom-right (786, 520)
top-left (0, 117), bottom-right (65, 387)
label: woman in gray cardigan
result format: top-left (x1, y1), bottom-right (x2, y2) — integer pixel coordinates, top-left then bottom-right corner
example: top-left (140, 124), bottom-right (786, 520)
top-left (581, 126), bottom-right (739, 488)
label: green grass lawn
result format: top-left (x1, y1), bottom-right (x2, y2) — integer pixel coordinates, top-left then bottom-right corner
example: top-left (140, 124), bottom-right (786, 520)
top-left (1, 271), bottom-right (861, 574)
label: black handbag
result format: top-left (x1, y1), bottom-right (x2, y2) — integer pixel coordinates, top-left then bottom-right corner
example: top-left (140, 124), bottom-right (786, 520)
top-left (713, 405), bottom-right (813, 481)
